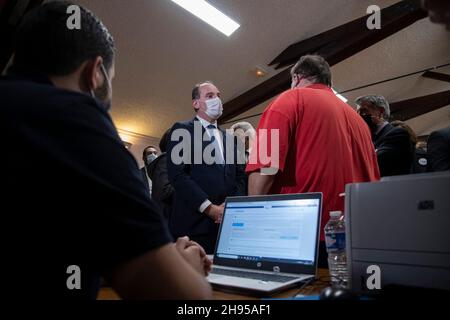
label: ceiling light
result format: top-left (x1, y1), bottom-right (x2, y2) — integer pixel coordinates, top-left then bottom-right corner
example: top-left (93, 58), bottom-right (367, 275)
top-left (254, 66), bottom-right (268, 78)
top-left (332, 88), bottom-right (348, 103)
top-left (171, 0), bottom-right (240, 37)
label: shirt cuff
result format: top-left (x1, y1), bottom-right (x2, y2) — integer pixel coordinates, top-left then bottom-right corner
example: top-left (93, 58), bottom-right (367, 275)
top-left (199, 200), bottom-right (212, 213)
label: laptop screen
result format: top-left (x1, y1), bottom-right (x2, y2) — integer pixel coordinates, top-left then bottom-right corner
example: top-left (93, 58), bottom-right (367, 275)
top-left (215, 195), bottom-right (321, 267)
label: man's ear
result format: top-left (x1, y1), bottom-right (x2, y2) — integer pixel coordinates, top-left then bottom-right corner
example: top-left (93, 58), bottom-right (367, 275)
top-left (80, 56), bottom-right (104, 92)
top-left (192, 99), bottom-right (199, 112)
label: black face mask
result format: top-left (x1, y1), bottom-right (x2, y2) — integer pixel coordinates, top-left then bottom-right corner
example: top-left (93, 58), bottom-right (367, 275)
top-left (360, 114), bottom-right (378, 134)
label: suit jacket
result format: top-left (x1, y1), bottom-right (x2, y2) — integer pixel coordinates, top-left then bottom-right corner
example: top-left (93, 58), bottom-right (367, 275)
top-left (167, 117), bottom-right (246, 251)
top-left (140, 167), bottom-right (152, 195)
top-left (428, 126), bottom-right (450, 172)
top-left (147, 153), bottom-right (174, 220)
top-left (374, 123), bottom-right (414, 177)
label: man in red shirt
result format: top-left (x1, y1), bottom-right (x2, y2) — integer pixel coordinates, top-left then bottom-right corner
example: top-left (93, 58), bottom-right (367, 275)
top-left (246, 55), bottom-right (380, 267)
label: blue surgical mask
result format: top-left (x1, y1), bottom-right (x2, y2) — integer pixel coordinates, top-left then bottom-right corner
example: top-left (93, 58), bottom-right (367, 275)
top-left (146, 153), bottom-right (158, 165)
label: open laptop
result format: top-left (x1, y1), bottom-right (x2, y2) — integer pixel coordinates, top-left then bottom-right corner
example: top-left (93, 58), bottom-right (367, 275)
top-left (207, 193), bottom-right (322, 295)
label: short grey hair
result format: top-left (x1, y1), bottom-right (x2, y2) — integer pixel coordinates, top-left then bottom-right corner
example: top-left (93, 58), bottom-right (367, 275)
top-left (355, 95), bottom-right (390, 120)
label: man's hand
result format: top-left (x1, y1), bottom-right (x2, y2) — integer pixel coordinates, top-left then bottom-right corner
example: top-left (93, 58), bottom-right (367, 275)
top-left (205, 203), bottom-right (224, 223)
top-left (186, 239), bottom-right (212, 275)
top-left (175, 237), bottom-right (212, 276)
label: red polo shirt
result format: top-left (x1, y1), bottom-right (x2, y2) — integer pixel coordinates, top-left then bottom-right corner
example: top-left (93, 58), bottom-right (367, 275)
top-left (246, 84), bottom-right (380, 241)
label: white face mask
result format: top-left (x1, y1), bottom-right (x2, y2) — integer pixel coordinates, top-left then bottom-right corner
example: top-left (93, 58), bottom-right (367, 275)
top-left (204, 97), bottom-right (223, 120)
top-left (91, 64), bottom-right (113, 112)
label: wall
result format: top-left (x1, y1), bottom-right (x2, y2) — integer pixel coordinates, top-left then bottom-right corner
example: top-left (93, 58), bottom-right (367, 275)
top-left (117, 128), bottom-right (161, 168)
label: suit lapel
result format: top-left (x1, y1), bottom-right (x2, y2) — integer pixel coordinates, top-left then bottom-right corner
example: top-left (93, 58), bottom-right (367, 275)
top-left (374, 123), bottom-right (392, 147)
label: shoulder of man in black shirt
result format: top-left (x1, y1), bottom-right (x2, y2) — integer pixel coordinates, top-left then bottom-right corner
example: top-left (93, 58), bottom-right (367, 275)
top-left (2, 0), bottom-right (212, 299)
top-left (375, 124), bottom-right (414, 177)
top-left (1, 72), bottom-right (211, 300)
top-left (428, 126), bottom-right (450, 172)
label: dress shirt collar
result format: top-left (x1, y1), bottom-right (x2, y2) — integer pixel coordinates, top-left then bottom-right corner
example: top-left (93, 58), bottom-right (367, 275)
top-left (196, 115), bottom-right (218, 129)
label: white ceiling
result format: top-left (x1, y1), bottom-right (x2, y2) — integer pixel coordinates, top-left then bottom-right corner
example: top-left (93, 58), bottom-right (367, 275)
top-left (72, 0), bottom-right (450, 138)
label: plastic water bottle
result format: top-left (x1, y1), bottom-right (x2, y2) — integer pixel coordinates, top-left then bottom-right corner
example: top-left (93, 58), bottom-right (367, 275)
top-left (324, 211), bottom-right (348, 287)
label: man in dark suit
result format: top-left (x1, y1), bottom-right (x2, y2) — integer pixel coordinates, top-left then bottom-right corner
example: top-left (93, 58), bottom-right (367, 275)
top-left (140, 145), bottom-right (159, 195)
top-left (356, 95), bottom-right (414, 177)
top-left (147, 129), bottom-right (175, 220)
top-left (167, 82), bottom-right (247, 253)
top-left (428, 125), bottom-right (450, 172)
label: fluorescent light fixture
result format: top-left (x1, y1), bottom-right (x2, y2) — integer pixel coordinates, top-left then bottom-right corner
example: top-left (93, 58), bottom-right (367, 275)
top-left (332, 88), bottom-right (348, 103)
top-left (171, 0), bottom-right (240, 36)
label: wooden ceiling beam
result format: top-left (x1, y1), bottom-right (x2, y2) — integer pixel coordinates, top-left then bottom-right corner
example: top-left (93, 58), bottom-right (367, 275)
top-left (422, 71), bottom-right (450, 82)
top-left (390, 90), bottom-right (450, 121)
top-left (269, 0), bottom-right (426, 69)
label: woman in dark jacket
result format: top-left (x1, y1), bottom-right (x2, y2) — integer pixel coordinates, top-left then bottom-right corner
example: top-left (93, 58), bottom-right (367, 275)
top-left (147, 129), bottom-right (174, 221)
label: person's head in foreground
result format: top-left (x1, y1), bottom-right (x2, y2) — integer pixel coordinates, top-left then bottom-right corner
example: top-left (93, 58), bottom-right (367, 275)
top-left (13, 0), bottom-right (115, 111)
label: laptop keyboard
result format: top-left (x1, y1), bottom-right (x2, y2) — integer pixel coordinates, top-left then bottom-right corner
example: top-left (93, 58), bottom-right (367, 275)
top-left (211, 268), bottom-right (299, 283)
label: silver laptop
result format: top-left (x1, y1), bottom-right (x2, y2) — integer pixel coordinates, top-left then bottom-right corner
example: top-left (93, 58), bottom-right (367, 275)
top-left (207, 193), bottom-right (322, 295)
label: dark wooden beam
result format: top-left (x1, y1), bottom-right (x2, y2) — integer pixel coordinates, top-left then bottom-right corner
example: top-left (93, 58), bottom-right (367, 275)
top-left (390, 90), bottom-right (450, 121)
top-left (219, 0), bottom-right (427, 124)
top-left (0, 0), bottom-right (44, 73)
top-left (422, 71), bottom-right (450, 82)
top-left (269, 0), bottom-right (427, 69)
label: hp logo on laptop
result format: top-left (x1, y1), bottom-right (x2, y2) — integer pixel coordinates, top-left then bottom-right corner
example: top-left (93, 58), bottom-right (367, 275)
top-left (257, 262), bottom-right (262, 268)
top-left (273, 266), bottom-right (280, 273)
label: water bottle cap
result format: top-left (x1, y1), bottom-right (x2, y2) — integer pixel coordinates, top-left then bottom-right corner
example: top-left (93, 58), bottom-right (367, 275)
top-left (330, 211), bottom-right (343, 218)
